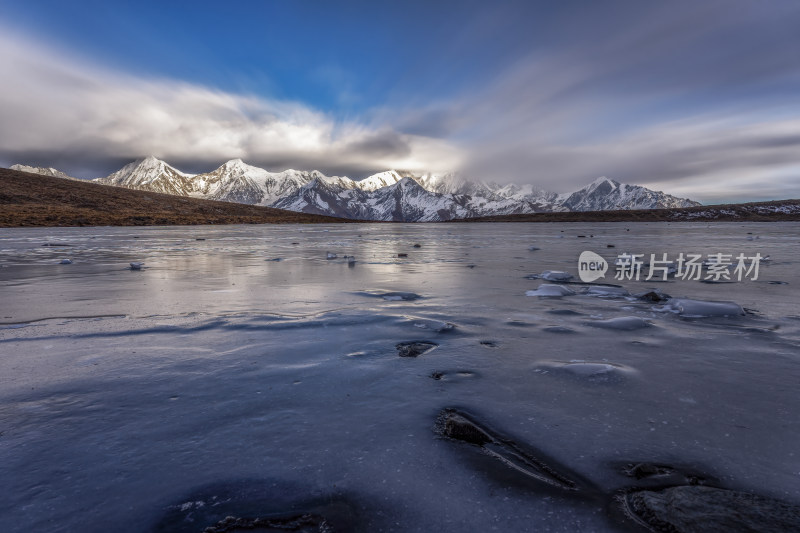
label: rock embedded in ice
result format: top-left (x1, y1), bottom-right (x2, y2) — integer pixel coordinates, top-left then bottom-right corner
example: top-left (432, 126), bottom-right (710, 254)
top-left (413, 243), bottom-right (421, 248)
top-left (59, 259), bottom-right (73, 264)
top-left (623, 486), bottom-right (800, 533)
top-left (540, 270), bottom-right (573, 281)
top-left (202, 514), bottom-right (329, 533)
top-left (381, 291), bottom-right (421, 301)
top-left (528, 246), bottom-right (541, 251)
top-left (435, 409), bottom-right (580, 491)
top-left (129, 262), bottom-right (144, 270)
top-left (586, 316), bottom-right (652, 330)
top-left (326, 252), bottom-right (337, 260)
top-left (658, 298), bottom-right (745, 318)
top-left (396, 341), bottom-right (438, 357)
top-left (430, 370), bottom-right (477, 382)
top-left (526, 284), bottom-right (576, 297)
top-left (637, 290), bottom-right (670, 303)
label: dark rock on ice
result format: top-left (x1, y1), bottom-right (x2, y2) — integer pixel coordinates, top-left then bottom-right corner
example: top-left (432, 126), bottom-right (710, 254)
top-left (396, 341), bottom-right (438, 357)
top-left (547, 309), bottom-right (583, 316)
top-left (623, 485), bottom-right (800, 533)
top-left (155, 479), bottom-right (361, 533)
top-left (638, 291), bottom-right (670, 303)
top-left (430, 370), bottom-right (477, 382)
top-left (357, 290), bottom-right (422, 301)
top-left (622, 462), bottom-right (709, 487)
top-left (202, 513), bottom-right (329, 532)
top-left (435, 408), bottom-right (580, 491)
top-left (439, 410), bottom-right (492, 445)
top-left (413, 243), bottom-right (421, 248)
top-left (397, 253), bottom-right (408, 257)
top-left (59, 258), bottom-right (73, 264)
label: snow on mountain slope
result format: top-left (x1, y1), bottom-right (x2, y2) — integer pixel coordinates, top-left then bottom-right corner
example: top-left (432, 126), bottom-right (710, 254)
top-left (83, 157), bottom-right (702, 221)
top-left (93, 156), bottom-right (196, 196)
top-left (355, 170), bottom-right (405, 191)
top-left (10, 164), bottom-right (80, 181)
top-left (560, 176), bottom-right (700, 211)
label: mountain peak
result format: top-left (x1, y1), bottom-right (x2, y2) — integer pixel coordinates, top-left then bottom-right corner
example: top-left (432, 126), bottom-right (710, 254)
top-left (588, 176), bottom-right (617, 189)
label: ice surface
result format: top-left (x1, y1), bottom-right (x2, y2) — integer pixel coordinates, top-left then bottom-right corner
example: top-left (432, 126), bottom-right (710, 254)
top-left (1, 222), bottom-right (799, 532)
top-left (586, 316), bottom-right (652, 330)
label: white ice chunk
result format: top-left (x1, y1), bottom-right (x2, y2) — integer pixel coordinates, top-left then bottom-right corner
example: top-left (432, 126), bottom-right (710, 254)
top-left (526, 284), bottom-right (576, 297)
top-left (658, 298), bottom-right (745, 317)
top-left (540, 270), bottom-right (573, 281)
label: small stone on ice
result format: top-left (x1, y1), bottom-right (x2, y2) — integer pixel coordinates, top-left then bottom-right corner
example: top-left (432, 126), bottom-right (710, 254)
top-left (59, 259), bottom-right (73, 264)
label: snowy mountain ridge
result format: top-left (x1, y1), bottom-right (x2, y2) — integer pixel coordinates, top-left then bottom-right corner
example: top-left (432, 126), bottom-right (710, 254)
top-left (11, 157), bottom-right (700, 221)
top-left (10, 164), bottom-right (80, 181)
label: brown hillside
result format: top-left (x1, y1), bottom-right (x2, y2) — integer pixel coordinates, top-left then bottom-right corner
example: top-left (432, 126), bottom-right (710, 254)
top-left (0, 167), bottom-right (354, 227)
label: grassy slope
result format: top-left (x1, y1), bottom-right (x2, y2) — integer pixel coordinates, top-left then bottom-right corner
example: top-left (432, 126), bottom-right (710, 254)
top-left (0, 168), bottom-right (354, 227)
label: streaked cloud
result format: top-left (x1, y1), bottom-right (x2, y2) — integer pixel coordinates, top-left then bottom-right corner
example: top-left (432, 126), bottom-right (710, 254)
top-left (0, 28), bottom-right (462, 178)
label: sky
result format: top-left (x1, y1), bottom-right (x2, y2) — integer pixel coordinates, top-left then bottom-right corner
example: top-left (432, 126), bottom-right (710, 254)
top-left (1, 0), bottom-right (800, 203)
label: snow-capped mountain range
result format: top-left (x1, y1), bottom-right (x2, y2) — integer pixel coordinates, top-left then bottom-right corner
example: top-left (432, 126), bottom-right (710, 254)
top-left (10, 164), bottom-right (81, 181)
top-left (12, 156), bottom-right (700, 221)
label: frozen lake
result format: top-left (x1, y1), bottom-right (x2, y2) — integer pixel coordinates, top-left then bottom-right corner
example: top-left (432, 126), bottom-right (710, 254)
top-left (1, 222), bottom-right (799, 532)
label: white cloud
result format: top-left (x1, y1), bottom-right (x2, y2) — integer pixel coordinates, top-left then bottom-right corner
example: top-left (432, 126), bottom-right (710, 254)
top-left (0, 28), bottom-right (463, 177)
